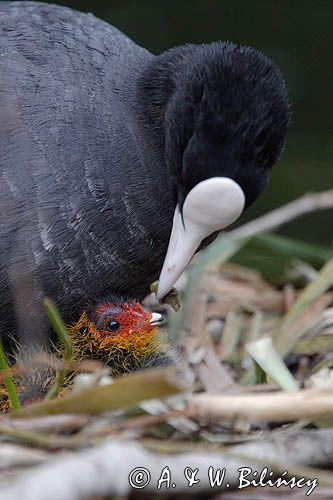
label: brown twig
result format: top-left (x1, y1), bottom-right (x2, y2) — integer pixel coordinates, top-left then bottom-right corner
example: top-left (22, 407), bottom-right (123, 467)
top-left (2, 432), bottom-right (333, 498)
top-left (230, 189), bottom-right (333, 239)
top-left (2, 414), bottom-right (91, 434)
top-left (85, 407), bottom-right (197, 439)
top-left (189, 387), bottom-right (333, 423)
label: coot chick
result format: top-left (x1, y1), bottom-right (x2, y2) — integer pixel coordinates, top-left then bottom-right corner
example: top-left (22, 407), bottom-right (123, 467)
top-left (0, 297), bottom-right (177, 411)
top-left (69, 295), bottom-right (177, 376)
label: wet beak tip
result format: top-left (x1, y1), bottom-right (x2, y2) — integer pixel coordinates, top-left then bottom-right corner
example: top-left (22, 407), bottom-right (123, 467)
top-left (155, 283), bottom-right (170, 301)
top-left (150, 312), bottom-right (164, 325)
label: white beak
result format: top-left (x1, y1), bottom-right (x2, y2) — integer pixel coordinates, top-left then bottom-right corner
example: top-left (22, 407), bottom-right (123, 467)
top-left (156, 177), bottom-right (245, 299)
top-left (149, 312), bottom-right (164, 325)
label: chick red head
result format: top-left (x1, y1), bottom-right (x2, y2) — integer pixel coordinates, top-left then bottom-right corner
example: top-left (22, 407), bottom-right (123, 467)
top-left (68, 298), bottom-right (164, 366)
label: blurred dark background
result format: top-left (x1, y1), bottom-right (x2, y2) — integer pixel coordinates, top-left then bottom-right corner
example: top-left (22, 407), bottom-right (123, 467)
top-left (44, 1), bottom-right (333, 245)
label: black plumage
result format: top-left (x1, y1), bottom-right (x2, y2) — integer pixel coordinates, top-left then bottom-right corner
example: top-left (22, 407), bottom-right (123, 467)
top-left (0, 2), bottom-right (290, 345)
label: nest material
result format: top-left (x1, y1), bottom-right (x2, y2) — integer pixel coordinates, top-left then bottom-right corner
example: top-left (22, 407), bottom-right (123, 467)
top-left (0, 189), bottom-right (332, 498)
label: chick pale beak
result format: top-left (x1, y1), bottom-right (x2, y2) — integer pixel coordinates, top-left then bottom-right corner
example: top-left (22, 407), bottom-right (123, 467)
top-left (156, 177), bottom-right (245, 299)
top-left (150, 312), bottom-right (164, 325)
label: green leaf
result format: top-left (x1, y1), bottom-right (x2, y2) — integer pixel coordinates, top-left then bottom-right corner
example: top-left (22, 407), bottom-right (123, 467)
top-left (275, 257), bottom-right (333, 356)
top-left (44, 298), bottom-right (73, 359)
top-left (44, 298), bottom-right (74, 400)
top-left (0, 342), bottom-right (20, 410)
top-left (244, 336), bottom-right (298, 391)
top-left (232, 233), bottom-right (330, 284)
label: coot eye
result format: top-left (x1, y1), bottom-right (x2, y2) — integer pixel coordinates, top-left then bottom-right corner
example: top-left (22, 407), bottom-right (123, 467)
top-left (107, 320), bottom-right (120, 332)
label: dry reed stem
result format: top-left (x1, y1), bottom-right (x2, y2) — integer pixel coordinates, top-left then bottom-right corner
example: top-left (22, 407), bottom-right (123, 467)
top-left (2, 431), bottom-right (333, 499)
top-left (190, 388), bottom-right (333, 423)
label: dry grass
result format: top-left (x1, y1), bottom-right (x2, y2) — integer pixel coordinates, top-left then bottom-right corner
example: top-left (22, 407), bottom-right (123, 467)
top-left (0, 189), bottom-right (332, 499)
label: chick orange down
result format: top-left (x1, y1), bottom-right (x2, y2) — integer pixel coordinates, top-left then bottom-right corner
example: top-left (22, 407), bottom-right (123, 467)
top-left (0, 297), bottom-right (178, 412)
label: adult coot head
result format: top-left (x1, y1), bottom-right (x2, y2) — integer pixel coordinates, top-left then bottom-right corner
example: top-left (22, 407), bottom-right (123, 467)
top-left (139, 42), bottom-right (290, 297)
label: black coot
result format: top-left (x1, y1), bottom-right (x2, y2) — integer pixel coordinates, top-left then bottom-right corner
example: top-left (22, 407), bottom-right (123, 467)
top-left (0, 2), bottom-right (290, 345)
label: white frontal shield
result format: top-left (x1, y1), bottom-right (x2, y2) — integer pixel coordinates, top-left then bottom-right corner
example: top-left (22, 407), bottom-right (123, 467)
top-left (156, 177), bottom-right (245, 299)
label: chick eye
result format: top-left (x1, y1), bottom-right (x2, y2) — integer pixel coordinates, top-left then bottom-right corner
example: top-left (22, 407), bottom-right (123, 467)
top-left (107, 320), bottom-right (120, 332)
